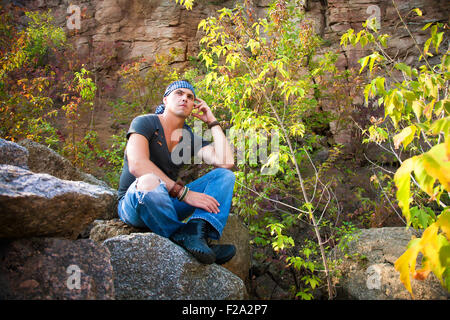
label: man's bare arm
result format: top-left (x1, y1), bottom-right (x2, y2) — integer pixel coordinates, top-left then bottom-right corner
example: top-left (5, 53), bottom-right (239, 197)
top-left (126, 133), bottom-right (177, 190)
top-left (197, 125), bottom-right (234, 168)
top-left (191, 97), bottom-right (234, 168)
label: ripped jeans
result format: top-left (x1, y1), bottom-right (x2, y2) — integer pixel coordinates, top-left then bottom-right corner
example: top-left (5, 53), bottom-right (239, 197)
top-left (117, 168), bottom-right (236, 240)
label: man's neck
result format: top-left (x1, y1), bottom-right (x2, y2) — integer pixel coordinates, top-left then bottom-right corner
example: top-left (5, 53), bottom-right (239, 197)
top-left (158, 111), bottom-right (185, 131)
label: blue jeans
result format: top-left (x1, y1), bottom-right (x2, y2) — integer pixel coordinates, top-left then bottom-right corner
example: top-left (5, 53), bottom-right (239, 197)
top-left (118, 168), bottom-right (236, 240)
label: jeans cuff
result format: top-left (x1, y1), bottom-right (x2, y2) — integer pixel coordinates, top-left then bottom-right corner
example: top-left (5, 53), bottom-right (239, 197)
top-left (188, 215), bottom-right (223, 240)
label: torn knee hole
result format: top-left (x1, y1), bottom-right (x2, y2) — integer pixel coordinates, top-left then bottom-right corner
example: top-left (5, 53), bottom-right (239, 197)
top-left (136, 173), bottom-right (160, 191)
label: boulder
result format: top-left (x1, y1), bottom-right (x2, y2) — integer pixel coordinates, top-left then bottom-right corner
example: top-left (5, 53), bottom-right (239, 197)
top-left (333, 227), bottom-right (449, 300)
top-left (17, 139), bottom-right (118, 219)
top-left (103, 233), bottom-right (247, 300)
top-left (90, 214), bottom-right (251, 282)
top-left (17, 139), bottom-right (110, 188)
top-left (0, 139), bottom-right (28, 169)
top-left (0, 237), bottom-right (114, 299)
top-left (0, 164), bottom-right (116, 239)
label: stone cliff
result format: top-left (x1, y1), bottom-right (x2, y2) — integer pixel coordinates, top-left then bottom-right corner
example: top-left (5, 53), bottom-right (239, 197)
top-left (22, 0), bottom-right (449, 147)
top-left (33, 0), bottom-right (449, 81)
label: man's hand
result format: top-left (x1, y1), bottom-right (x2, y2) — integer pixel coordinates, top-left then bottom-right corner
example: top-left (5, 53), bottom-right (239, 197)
top-left (183, 190), bottom-right (220, 214)
top-left (192, 97), bottom-right (216, 124)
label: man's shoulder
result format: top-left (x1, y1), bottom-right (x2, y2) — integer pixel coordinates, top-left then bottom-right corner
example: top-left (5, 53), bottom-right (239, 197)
top-left (127, 113), bottom-right (160, 140)
top-left (133, 113), bottom-right (159, 121)
top-left (131, 113), bottom-right (159, 128)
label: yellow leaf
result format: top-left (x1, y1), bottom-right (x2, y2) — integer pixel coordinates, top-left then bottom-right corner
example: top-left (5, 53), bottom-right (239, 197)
top-left (412, 100), bottom-right (424, 119)
top-left (393, 125), bottom-right (416, 149)
top-left (395, 222), bottom-right (446, 298)
top-left (419, 223), bottom-right (443, 278)
top-left (422, 143), bottom-right (450, 192)
top-left (446, 136), bottom-right (450, 162)
top-left (412, 8), bottom-right (423, 16)
top-left (437, 209), bottom-right (450, 240)
top-left (423, 99), bottom-right (436, 120)
top-left (394, 237), bottom-right (421, 298)
top-left (413, 157), bottom-right (436, 196)
top-left (394, 157), bottom-right (417, 223)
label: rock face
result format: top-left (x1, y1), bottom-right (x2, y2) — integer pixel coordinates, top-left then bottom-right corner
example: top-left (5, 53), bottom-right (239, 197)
top-left (0, 164), bottom-right (116, 239)
top-left (103, 232), bottom-right (247, 300)
top-left (334, 227), bottom-right (450, 300)
top-left (20, 0), bottom-right (448, 148)
top-left (0, 237), bottom-right (114, 299)
top-left (34, 0), bottom-right (449, 81)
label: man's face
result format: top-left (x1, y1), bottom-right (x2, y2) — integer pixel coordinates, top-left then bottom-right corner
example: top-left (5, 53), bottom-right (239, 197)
top-left (163, 88), bottom-right (195, 118)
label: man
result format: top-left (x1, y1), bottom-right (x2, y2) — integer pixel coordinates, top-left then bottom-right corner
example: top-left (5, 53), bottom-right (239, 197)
top-left (117, 80), bottom-right (236, 265)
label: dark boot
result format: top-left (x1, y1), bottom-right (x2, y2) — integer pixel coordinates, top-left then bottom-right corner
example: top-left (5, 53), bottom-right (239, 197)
top-left (170, 219), bottom-right (216, 264)
top-left (209, 244), bottom-right (236, 265)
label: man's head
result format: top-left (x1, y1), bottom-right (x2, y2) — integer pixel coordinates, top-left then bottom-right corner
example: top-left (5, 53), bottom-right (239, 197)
top-left (164, 80), bottom-right (196, 99)
top-left (157, 80), bottom-right (196, 118)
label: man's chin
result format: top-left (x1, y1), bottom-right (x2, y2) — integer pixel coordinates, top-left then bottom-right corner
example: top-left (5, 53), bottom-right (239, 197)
top-left (173, 110), bottom-right (190, 119)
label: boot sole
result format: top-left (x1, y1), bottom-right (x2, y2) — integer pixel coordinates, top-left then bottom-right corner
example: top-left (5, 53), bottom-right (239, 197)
top-left (171, 236), bottom-right (216, 264)
top-left (189, 248), bottom-right (216, 264)
top-left (210, 244), bottom-right (236, 265)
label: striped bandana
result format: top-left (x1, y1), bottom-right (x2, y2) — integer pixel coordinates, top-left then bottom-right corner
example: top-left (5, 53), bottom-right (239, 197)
top-left (164, 80), bottom-right (196, 98)
top-left (156, 80), bottom-right (196, 114)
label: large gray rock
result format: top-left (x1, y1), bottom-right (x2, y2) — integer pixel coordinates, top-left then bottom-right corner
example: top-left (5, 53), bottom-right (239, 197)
top-left (0, 237), bottom-right (114, 299)
top-left (0, 139), bottom-right (28, 169)
top-left (103, 233), bottom-right (247, 300)
top-left (333, 227), bottom-right (449, 300)
top-left (90, 214), bottom-right (251, 282)
top-left (0, 164), bottom-right (116, 239)
top-left (17, 139), bottom-right (109, 188)
top-left (17, 139), bottom-right (118, 220)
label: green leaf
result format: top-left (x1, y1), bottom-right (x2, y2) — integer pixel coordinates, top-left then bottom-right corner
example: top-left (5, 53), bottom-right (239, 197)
top-left (411, 206), bottom-right (435, 229)
top-left (359, 34), bottom-right (368, 48)
top-left (378, 34), bottom-right (389, 47)
top-left (430, 117), bottom-right (450, 136)
top-left (395, 63), bottom-right (412, 77)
